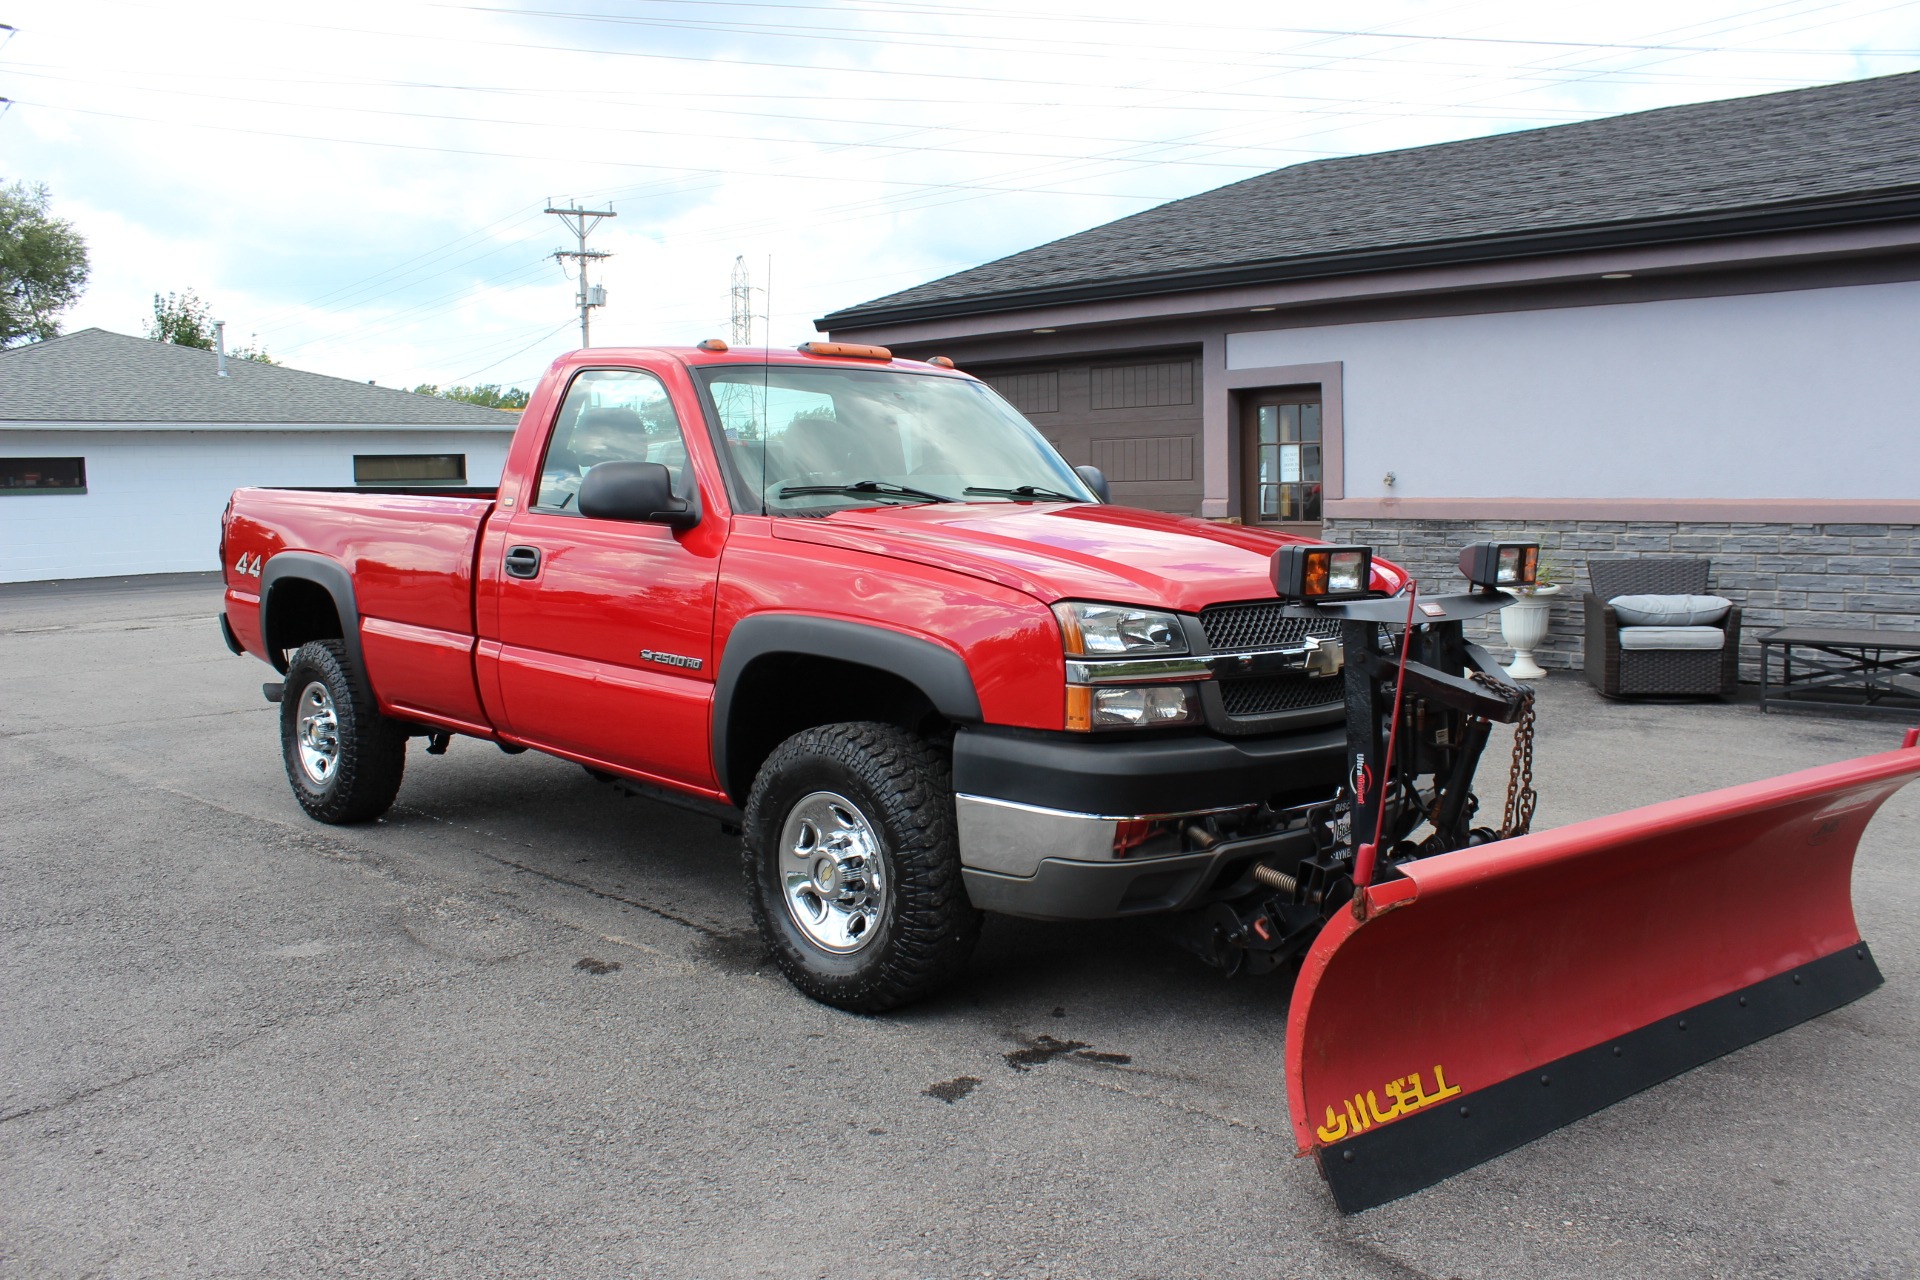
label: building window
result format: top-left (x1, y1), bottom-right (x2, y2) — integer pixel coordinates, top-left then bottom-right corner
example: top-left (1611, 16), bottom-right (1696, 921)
top-left (1241, 392), bottom-right (1322, 528)
top-left (353, 453), bottom-right (467, 485)
top-left (0, 456), bottom-right (87, 495)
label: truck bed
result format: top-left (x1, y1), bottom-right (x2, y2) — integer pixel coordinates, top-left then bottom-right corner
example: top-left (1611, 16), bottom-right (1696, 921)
top-left (223, 486), bottom-right (499, 730)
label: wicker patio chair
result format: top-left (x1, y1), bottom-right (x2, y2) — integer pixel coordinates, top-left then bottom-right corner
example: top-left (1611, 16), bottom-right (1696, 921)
top-left (1584, 557), bottom-right (1741, 697)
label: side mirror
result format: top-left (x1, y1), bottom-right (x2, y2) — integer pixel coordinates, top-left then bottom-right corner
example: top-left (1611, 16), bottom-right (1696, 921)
top-left (578, 460), bottom-right (697, 528)
top-left (1074, 464), bottom-right (1111, 503)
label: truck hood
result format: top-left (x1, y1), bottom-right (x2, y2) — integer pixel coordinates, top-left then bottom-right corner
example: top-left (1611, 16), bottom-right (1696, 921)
top-left (771, 502), bottom-right (1407, 612)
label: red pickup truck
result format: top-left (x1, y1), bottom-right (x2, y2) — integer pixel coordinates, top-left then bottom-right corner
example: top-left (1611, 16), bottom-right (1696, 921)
top-left (220, 342), bottom-right (1404, 1011)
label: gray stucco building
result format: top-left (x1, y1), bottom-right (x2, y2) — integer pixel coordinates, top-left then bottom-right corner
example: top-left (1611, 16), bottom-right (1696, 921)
top-left (821, 72), bottom-right (1920, 671)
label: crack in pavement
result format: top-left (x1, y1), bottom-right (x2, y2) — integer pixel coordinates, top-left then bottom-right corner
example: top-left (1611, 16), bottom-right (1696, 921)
top-left (8, 737), bottom-right (740, 957)
top-left (0, 966), bottom-right (491, 1126)
top-left (389, 804), bottom-right (745, 943)
top-left (0, 705), bottom-right (269, 740)
top-left (1040, 1055), bottom-right (1290, 1140)
top-left (1328, 1236), bottom-right (1452, 1280)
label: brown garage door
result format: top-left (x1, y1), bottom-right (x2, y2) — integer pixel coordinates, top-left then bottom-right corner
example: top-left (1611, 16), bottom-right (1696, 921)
top-left (972, 352), bottom-right (1203, 516)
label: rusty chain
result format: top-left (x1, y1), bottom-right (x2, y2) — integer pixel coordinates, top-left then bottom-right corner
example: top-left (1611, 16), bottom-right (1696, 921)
top-left (1470, 673), bottom-right (1537, 837)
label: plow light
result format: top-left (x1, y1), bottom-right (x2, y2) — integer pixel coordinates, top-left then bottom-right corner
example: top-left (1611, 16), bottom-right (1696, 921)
top-left (1273, 545), bottom-right (1374, 602)
top-left (1458, 541), bottom-right (1539, 592)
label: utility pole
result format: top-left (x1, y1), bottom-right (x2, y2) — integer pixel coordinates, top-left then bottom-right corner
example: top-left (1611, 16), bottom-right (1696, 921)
top-left (729, 255), bottom-right (754, 346)
top-left (546, 200), bottom-right (616, 348)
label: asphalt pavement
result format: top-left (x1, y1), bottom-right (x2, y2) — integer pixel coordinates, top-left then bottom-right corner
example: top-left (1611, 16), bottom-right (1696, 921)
top-left (3, 574), bottom-right (1916, 1279)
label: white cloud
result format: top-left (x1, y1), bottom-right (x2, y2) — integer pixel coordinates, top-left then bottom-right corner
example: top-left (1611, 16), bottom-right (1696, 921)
top-left (7, 0), bottom-right (1917, 389)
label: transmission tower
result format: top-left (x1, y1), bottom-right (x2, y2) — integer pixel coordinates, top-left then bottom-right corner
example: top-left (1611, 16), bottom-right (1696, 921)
top-left (546, 200), bottom-right (616, 347)
top-left (729, 255), bottom-right (754, 346)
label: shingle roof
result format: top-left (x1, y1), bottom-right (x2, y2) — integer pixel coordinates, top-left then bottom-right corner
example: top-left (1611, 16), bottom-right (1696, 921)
top-left (0, 328), bottom-right (518, 426)
top-left (823, 71), bottom-right (1920, 328)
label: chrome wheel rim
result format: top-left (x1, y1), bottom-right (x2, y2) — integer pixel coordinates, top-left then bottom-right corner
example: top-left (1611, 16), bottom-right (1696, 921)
top-left (294, 680), bottom-right (341, 786)
top-left (778, 790), bottom-right (888, 954)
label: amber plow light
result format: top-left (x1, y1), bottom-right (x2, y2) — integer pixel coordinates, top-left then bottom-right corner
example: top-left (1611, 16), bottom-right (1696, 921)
top-left (1458, 541), bottom-right (1538, 592)
top-left (796, 341), bottom-right (892, 360)
top-left (1272, 545), bottom-right (1374, 602)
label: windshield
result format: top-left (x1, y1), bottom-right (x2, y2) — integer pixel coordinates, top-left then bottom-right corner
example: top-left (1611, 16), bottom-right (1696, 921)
top-left (696, 364), bottom-right (1094, 515)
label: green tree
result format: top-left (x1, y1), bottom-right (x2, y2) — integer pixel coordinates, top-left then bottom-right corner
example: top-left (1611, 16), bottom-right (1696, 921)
top-left (0, 182), bottom-right (91, 346)
top-left (228, 337), bottom-right (278, 365)
top-left (148, 289), bottom-right (214, 348)
top-left (146, 289), bottom-right (276, 363)
top-left (411, 383), bottom-right (530, 411)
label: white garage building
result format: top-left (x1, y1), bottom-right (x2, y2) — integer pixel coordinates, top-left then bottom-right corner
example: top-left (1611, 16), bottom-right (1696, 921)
top-left (0, 328), bottom-right (518, 583)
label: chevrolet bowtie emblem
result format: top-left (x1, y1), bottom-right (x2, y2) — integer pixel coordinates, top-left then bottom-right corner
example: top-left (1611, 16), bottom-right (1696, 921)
top-left (1303, 634), bottom-right (1345, 678)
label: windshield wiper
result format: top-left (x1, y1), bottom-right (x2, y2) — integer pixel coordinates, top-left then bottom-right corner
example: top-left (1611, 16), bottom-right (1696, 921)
top-left (962, 484), bottom-right (1083, 502)
top-left (778, 480), bottom-right (956, 504)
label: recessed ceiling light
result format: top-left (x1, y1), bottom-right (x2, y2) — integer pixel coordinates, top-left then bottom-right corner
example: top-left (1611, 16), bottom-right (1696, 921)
top-left (1033, 328), bottom-right (1056, 334)
top-left (1249, 306), bottom-right (1277, 312)
top-left (1601, 272), bottom-right (1633, 280)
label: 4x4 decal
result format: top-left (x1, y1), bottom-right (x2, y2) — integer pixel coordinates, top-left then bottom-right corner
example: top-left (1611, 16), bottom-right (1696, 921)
top-left (232, 552), bottom-right (263, 578)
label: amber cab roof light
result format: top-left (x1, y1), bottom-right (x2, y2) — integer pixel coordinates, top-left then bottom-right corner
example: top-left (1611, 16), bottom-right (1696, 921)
top-left (696, 337), bottom-right (729, 352)
top-left (797, 341), bottom-right (892, 361)
top-left (926, 356), bottom-right (955, 368)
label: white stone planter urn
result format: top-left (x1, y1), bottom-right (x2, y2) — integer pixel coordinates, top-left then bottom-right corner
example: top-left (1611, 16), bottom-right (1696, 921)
top-left (1500, 584), bottom-right (1563, 680)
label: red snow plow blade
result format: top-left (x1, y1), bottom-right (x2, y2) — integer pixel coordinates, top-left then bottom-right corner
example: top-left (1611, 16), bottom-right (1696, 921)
top-left (1288, 736), bottom-right (1920, 1213)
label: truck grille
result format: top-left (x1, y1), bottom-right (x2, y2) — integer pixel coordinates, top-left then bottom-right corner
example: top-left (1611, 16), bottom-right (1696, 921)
top-left (1201, 602), bottom-right (1345, 721)
top-left (1199, 602), bottom-right (1338, 651)
top-left (1220, 673), bottom-right (1345, 717)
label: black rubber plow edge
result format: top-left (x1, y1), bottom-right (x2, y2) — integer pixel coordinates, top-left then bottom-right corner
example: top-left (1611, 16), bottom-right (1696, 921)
top-left (1317, 941), bottom-right (1884, 1213)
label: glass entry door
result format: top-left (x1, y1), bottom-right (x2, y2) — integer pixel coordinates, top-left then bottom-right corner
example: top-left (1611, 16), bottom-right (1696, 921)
top-left (1242, 389), bottom-right (1323, 534)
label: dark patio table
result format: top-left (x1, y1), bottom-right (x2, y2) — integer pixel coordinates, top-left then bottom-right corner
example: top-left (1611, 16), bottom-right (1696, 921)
top-left (1758, 626), bottom-right (1920, 716)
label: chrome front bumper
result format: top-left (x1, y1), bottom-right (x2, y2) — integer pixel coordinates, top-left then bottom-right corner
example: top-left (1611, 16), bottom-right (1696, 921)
top-left (953, 793), bottom-right (1320, 921)
top-left (954, 794), bottom-right (1248, 877)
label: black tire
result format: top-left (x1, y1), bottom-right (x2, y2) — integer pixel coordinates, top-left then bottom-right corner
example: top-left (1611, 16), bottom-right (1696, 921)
top-left (279, 640), bottom-right (408, 824)
top-left (743, 722), bottom-right (981, 1013)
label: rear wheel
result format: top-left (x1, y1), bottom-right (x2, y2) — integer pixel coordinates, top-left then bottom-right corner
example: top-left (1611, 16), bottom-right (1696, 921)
top-left (743, 722), bottom-right (980, 1012)
top-left (280, 640), bottom-right (407, 824)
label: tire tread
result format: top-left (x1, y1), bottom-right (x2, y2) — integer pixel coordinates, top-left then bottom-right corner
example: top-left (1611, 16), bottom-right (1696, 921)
top-left (280, 639), bottom-right (407, 824)
top-left (743, 721), bottom-right (980, 1012)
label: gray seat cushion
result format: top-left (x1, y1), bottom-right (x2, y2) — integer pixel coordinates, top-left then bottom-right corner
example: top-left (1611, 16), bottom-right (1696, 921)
top-left (1618, 625), bottom-right (1726, 651)
top-left (1609, 594), bottom-right (1732, 626)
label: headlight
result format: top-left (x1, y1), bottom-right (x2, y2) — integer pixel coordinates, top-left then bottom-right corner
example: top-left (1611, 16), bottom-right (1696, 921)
top-left (1067, 683), bottom-right (1202, 732)
top-left (1053, 602), bottom-right (1188, 656)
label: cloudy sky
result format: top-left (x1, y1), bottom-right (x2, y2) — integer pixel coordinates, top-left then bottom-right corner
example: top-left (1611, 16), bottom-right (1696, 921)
top-left (6, 0), bottom-right (1918, 391)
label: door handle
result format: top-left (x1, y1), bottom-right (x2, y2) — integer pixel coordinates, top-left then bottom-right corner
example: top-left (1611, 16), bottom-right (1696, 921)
top-left (504, 545), bottom-right (542, 579)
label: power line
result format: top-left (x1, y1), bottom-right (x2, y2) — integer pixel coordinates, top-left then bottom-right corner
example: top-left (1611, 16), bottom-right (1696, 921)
top-left (451, 317), bottom-right (578, 383)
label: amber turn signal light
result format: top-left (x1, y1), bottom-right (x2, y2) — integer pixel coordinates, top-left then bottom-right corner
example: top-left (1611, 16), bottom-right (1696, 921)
top-left (1458, 541), bottom-right (1539, 591)
top-left (796, 341), bottom-right (892, 361)
top-left (1272, 544), bottom-right (1374, 602)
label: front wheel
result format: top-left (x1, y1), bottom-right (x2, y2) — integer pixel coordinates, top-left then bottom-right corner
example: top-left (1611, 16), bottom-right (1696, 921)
top-left (280, 640), bottom-right (408, 824)
top-left (743, 723), bottom-right (981, 1012)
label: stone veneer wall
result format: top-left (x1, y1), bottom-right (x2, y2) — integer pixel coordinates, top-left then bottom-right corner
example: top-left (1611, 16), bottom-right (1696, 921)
top-left (1320, 519), bottom-right (1920, 680)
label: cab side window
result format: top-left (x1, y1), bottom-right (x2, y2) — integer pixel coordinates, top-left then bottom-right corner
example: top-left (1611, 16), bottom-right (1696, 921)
top-left (534, 368), bottom-right (691, 512)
